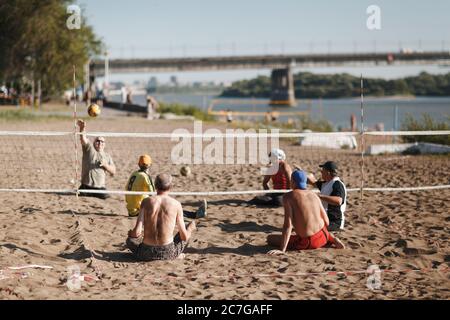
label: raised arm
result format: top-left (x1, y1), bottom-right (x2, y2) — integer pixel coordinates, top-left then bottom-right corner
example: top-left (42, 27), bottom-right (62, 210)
top-left (77, 119), bottom-right (89, 146)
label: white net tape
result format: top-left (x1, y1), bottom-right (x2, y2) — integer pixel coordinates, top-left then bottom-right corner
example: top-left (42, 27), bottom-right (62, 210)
top-left (2, 130), bottom-right (449, 138)
top-left (0, 130), bottom-right (448, 196)
top-left (0, 185), bottom-right (450, 196)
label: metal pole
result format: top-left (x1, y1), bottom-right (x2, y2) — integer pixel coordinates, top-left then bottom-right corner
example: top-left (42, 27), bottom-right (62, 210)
top-left (360, 75), bottom-right (365, 203)
top-left (393, 105), bottom-right (399, 143)
top-left (73, 65), bottom-right (79, 198)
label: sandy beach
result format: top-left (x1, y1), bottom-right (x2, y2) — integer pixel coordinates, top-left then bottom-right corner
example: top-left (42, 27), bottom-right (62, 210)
top-left (0, 113), bottom-right (449, 300)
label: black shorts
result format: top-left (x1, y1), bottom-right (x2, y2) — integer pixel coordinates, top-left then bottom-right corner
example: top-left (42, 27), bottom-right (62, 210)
top-left (249, 193), bottom-right (284, 207)
top-left (327, 220), bottom-right (342, 232)
top-left (78, 184), bottom-right (110, 199)
top-left (126, 233), bottom-right (188, 261)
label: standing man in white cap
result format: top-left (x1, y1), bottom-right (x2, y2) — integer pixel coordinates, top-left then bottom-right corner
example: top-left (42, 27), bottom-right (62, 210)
top-left (249, 148), bottom-right (292, 207)
top-left (307, 161), bottom-right (347, 231)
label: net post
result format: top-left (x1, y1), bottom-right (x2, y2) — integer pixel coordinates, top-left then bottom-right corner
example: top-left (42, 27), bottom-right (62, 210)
top-left (360, 75), bottom-right (365, 205)
top-left (73, 65), bottom-right (79, 199)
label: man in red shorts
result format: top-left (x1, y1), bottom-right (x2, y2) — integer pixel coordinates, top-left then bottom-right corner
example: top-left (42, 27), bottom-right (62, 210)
top-left (267, 170), bottom-right (345, 254)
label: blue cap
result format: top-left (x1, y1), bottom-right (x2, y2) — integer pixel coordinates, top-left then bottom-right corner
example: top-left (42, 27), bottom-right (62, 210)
top-left (291, 170), bottom-right (307, 190)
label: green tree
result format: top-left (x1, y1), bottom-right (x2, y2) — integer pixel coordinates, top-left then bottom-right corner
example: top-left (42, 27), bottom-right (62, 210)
top-left (0, 0), bottom-right (102, 98)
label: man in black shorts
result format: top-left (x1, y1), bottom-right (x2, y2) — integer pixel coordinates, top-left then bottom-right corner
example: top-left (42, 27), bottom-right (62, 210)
top-left (126, 173), bottom-right (206, 261)
top-left (307, 161), bottom-right (347, 231)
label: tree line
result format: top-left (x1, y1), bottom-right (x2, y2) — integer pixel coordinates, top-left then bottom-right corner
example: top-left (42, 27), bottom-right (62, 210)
top-left (0, 0), bottom-right (102, 99)
top-left (220, 72), bottom-right (450, 99)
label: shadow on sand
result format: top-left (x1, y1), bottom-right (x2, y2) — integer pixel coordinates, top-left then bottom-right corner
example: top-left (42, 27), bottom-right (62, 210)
top-left (185, 243), bottom-right (272, 256)
top-left (181, 199), bottom-right (249, 207)
top-left (56, 209), bottom-right (121, 218)
top-left (216, 221), bottom-right (281, 233)
top-left (1, 243), bottom-right (43, 257)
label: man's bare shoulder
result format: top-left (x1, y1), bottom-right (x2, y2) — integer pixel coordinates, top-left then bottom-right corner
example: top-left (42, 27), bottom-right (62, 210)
top-left (141, 196), bottom-right (155, 208)
top-left (161, 195), bottom-right (181, 208)
top-left (291, 189), bottom-right (315, 199)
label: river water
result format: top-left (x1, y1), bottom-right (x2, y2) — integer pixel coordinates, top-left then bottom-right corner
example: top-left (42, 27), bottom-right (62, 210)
top-left (109, 93), bottom-right (450, 131)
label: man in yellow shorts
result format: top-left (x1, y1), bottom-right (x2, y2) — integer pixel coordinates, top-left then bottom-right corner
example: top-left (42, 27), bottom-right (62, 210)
top-left (125, 155), bottom-right (156, 217)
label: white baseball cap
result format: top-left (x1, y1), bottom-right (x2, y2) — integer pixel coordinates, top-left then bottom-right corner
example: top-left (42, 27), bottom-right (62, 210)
top-left (269, 148), bottom-right (286, 161)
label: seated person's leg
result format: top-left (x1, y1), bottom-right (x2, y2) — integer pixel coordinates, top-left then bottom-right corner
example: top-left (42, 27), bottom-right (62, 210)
top-left (183, 199), bottom-right (207, 219)
top-left (78, 184), bottom-right (89, 197)
top-left (270, 194), bottom-right (284, 207)
top-left (78, 185), bottom-right (110, 199)
top-left (249, 194), bottom-right (274, 205)
top-left (183, 210), bottom-right (197, 219)
top-left (94, 188), bottom-right (110, 200)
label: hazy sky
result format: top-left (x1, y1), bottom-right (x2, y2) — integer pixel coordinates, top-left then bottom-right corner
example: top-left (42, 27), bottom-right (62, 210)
top-left (78, 0), bottom-right (450, 83)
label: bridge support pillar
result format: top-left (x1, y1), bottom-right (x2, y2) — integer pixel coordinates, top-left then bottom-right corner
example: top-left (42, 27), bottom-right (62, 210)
top-left (270, 67), bottom-right (295, 106)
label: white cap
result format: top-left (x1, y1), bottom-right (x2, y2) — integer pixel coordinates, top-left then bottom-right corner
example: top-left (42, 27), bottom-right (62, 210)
top-left (269, 148), bottom-right (286, 161)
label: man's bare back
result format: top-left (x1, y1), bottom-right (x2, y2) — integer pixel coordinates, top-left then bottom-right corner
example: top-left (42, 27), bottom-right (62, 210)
top-left (284, 190), bottom-right (328, 238)
top-left (141, 195), bottom-right (182, 246)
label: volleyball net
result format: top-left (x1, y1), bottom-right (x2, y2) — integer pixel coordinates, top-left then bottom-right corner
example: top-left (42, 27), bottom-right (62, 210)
top-left (0, 129), bottom-right (448, 196)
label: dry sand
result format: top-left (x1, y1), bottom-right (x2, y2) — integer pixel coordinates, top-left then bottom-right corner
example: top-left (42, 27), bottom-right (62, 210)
top-left (0, 112), bottom-right (449, 299)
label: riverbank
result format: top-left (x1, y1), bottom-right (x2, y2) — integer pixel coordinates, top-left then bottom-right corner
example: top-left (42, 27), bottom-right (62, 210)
top-left (220, 72), bottom-right (450, 99)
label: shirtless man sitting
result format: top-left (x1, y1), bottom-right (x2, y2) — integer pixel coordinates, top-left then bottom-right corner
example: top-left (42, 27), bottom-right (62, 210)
top-left (267, 170), bottom-right (345, 254)
top-left (126, 173), bottom-right (198, 261)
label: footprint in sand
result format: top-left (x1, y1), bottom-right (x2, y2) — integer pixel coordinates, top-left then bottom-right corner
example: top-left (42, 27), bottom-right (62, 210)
top-left (382, 249), bottom-right (400, 257)
top-left (113, 262), bottom-right (129, 269)
top-left (347, 240), bottom-right (364, 249)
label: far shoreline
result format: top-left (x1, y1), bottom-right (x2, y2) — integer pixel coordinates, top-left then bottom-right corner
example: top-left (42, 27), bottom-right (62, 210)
top-left (217, 94), bottom-right (450, 101)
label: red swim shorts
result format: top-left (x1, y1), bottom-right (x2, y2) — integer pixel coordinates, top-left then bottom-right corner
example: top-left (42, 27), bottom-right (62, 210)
top-left (288, 226), bottom-right (335, 250)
